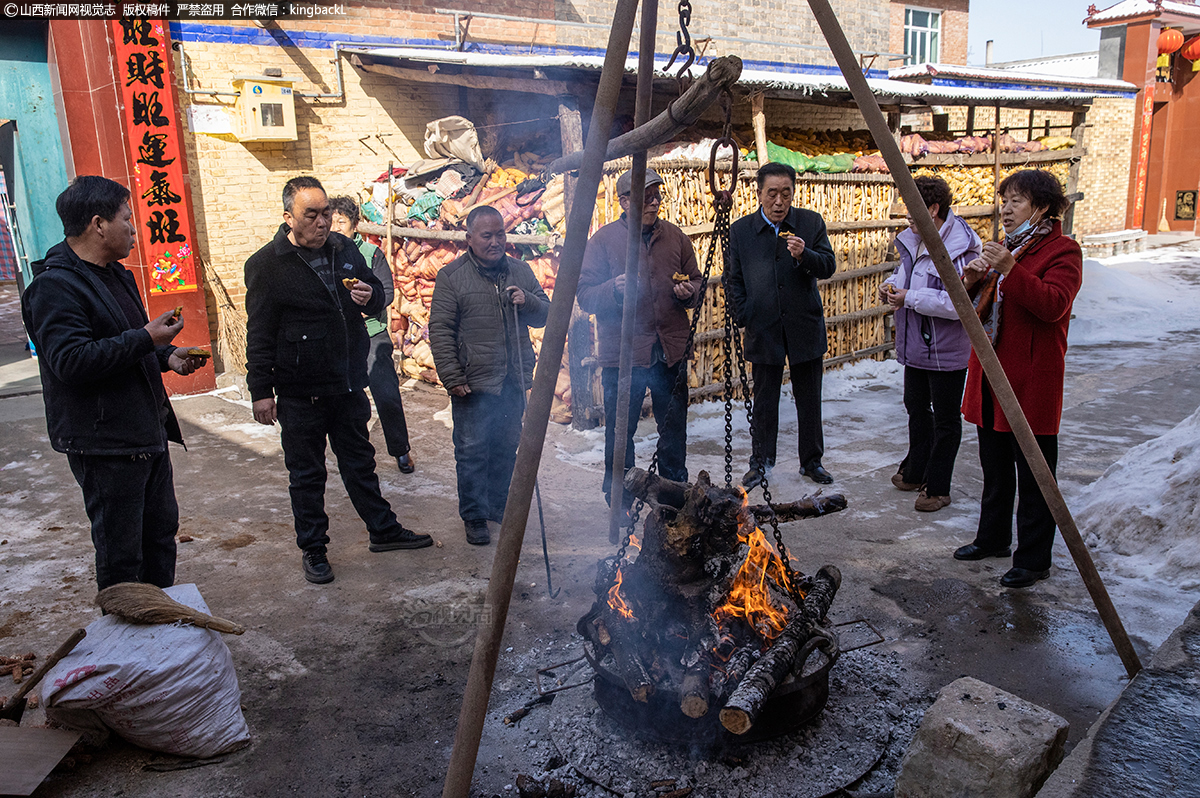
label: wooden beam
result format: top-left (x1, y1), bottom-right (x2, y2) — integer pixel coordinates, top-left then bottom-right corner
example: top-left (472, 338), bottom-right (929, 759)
top-left (993, 104), bottom-right (1002, 241)
top-left (355, 57), bottom-right (580, 97)
top-left (751, 91), bottom-right (770, 165)
top-left (545, 55), bottom-right (743, 175)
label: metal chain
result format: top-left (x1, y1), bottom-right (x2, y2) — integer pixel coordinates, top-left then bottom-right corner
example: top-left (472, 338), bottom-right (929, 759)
top-left (664, 0), bottom-right (696, 83)
top-left (729, 307), bottom-right (808, 608)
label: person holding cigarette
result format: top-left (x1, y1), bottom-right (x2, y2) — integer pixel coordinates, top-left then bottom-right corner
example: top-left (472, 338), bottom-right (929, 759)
top-left (429, 205), bottom-right (550, 545)
top-left (727, 161), bottom-right (837, 489)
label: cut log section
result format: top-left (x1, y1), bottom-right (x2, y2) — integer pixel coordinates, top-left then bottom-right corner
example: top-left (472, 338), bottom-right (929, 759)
top-left (680, 659), bottom-right (711, 718)
top-left (605, 613), bottom-right (654, 703)
top-left (748, 494), bottom-right (848, 523)
top-left (718, 565), bottom-right (842, 735)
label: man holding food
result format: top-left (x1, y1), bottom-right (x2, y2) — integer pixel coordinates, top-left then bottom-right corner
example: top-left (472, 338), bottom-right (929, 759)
top-left (429, 205), bottom-right (550, 546)
top-left (578, 169), bottom-right (702, 521)
top-left (726, 161), bottom-right (838, 489)
top-left (22, 176), bottom-right (207, 590)
top-left (245, 176), bottom-right (430, 585)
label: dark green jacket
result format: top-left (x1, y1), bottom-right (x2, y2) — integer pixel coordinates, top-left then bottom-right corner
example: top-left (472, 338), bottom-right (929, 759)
top-left (428, 251), bottom-right (550, 395)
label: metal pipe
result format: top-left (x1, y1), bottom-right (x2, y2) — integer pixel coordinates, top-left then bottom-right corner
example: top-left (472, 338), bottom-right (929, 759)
top-left (175, 42), bottom-right (240, 97)
top-left (608, 0), bottom-right (658, 542)
top-left (439, 0), bottom-right (641, 794)
top-left (804, 0), bottom-right (1143, 679)
top-left (295, 41), bottom-right (350, 100)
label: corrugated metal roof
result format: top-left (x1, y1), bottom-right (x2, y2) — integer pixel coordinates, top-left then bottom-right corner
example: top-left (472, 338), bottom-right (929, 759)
top-left (349, 46), bottom-right (1125, 106)
top-left (1086, 0), bottom-right (1200, 25)
top-left (888, 62), bottom-right (1135, 92)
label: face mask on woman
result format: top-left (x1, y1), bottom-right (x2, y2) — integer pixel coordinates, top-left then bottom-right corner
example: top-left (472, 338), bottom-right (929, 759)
top-left (1009, 211), bottom-right (1044, 239)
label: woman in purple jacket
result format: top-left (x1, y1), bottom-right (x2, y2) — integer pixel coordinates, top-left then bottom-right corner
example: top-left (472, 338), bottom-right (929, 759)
top-left (879, 177), bottom-right (982, 512)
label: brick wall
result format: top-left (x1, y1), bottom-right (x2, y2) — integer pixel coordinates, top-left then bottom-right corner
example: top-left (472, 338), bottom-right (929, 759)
top-left (557, 0), bottom-right (893, 69)
top-left (1074, 96), bottom-right (1136, 237)
top-left (889, 0), bottom-right (970, 66)
top-left (176, 37), bottom-right (464, 312)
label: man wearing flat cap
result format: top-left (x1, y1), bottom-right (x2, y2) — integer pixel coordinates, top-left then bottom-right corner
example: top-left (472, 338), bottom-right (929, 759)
top-left (578, 169), bottom-right (703, 521)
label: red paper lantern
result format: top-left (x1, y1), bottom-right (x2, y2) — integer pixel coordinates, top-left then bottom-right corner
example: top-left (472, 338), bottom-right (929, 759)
top-left (1158, 28), bottom-right (1184, 55)
top-left (1182, 36), bottom-right (1200, 62)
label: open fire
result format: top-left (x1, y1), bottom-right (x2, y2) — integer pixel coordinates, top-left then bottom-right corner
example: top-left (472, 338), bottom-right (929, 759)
top-left (581, 468), bottom-right (848, 746)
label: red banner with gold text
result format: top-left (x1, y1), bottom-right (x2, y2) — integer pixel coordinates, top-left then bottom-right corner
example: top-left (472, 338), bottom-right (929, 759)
top-left (111, 18), bottom-right (197, 294)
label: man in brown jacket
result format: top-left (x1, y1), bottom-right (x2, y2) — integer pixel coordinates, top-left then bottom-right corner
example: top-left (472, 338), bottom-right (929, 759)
top-left (578, 169), bottom-right (702, 514)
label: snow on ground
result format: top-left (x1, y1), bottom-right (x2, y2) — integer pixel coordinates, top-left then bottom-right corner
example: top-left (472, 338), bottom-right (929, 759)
top-left (1070, 247), bottom-right (1200, 347)
top-left (1075, 405), bottom-right (1200, 588)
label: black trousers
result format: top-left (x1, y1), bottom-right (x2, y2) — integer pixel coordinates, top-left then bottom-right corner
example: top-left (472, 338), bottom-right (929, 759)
top-left (450, 378), bottom-right (524, 523)
top-left (366, 331), bottom-right (411, 457)
top-left (276, 390), bottom-right (403, 553)
top-left (750, 357), bottom-right (824, 472)
top-left (972, 389), bottom-right (1059, 571)
top-left (601, 360), bottom-right (688, 505)
top-left (67, 446), bottom-right (178, 591)
top-left (901, 365), bottom-right (967, 496)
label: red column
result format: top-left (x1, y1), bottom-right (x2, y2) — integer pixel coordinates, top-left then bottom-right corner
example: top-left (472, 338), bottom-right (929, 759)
top-left (47, 20), bottom-right (215, 394)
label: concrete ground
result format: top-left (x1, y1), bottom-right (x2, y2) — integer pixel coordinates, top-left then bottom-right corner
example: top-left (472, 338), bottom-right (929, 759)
top-left (2, 262), bottom-right (1199, 796)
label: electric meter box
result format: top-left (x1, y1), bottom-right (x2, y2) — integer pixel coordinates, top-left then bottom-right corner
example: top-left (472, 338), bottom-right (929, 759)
top-left (231, 75), bottom-right (298, 142)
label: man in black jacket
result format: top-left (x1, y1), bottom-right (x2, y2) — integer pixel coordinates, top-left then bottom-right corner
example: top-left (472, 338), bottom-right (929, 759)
top-left (428, 206), bottom-right (550, 545)
top-left (726, 162), bottom-right (838, 488)
top-left (22, 176), bottom-right (206, 590)
top-left (245, 177), bottom-right (430, 584)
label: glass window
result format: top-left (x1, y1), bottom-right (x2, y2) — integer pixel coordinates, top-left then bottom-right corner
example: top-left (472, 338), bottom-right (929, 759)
top-left (905, 8), bottom-right (942, 65)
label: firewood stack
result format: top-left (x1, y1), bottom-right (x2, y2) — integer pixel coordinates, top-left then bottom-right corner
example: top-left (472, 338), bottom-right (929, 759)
top-left (579, 468), bottom-right (848, 742)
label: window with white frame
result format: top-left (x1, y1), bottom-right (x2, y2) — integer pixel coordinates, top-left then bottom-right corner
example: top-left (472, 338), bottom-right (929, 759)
top-left (905, 8), bottom-right (941, 65)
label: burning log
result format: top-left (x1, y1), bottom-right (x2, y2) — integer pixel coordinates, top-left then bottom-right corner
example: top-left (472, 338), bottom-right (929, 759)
top-left (718, 565), bottom-right (842, 735)
top-left (748, 493), bottom-right (848, 523)
top-left (680, 659), bottom-right (710, 718)
top-left (606, 615), bottom-right (654, 703)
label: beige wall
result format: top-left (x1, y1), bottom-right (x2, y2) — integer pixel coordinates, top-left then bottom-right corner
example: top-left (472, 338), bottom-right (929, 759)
top-left (177, 39), bottom-right (463, 313)
top-left (1074, 96), bottom-right (1137, 237)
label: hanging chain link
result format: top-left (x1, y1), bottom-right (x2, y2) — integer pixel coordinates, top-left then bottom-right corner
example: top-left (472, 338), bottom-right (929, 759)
top-left (664, 0), bottom-right (696, 84)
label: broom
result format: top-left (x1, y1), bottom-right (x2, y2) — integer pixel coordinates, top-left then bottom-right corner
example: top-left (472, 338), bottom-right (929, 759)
top-left (200, 255), bottom-right (248, 376)
top-left (96, 583), bottom-right (245, 635)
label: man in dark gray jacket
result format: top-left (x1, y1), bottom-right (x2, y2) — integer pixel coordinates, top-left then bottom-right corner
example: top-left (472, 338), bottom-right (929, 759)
top-left (428, 205), bottom-right (550, 545)
top-left (726, 162), bottom-right (838, 488)
top-left (22, 176), bottom-right (206, 590)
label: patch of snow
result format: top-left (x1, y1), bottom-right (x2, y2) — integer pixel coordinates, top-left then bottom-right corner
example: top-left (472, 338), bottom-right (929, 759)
top-left (1075, 405), bottom-right (1200, 586)
top-left (1069, 253), bottom-right (1200, 347)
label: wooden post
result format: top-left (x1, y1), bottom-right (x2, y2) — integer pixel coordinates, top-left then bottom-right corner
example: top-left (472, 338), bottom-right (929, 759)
top-left (752, 91), bottom-right (769, 165)
top-left (804, 0), bottom-right (1143, 680)
top-left (440, 1), bottom-right (641, 794)
top-left (965, 105), bottom-right (976, 137)
top-left (609, 0), bottom-right (658, 543)
top-left (385, 161), bottom-right (394, 261)
top-left (993, 105), bottom-right (1002, 242)
top-left (558, 94), bottom-right (597, 431)
top-left (1062, 109), bottom-right (1088, 237)
top-left (1026, 108), bottom-right (1035, 142)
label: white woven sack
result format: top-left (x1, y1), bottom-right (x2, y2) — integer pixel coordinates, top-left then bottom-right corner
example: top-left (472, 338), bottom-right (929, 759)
top-left (41, 583), bottom-right (251, 758)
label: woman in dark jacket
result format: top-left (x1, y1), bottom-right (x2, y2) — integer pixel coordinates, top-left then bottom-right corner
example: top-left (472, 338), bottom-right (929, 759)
top-left (952, 170), bottom-right (1083, 589)
top-left (881, 177), bottom-right (981, 513)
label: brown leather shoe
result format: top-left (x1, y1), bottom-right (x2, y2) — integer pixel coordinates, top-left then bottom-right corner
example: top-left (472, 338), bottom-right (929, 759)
top-left (914, 491), bottom-right (951, 512)
top-left (891, 472), bottom-right (923, 492)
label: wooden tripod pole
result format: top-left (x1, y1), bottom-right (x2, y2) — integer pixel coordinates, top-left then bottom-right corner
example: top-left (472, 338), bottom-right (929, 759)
top-left (609, 0), bottom-right (659, 542)
top-left (440, 1), bottom-right (642, 795)
top-left (804, 0), bottom-right (1142, 679)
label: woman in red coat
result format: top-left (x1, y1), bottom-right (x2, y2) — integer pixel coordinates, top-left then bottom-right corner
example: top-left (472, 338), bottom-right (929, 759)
top-left (952, 170), bottom-right (1082, 588)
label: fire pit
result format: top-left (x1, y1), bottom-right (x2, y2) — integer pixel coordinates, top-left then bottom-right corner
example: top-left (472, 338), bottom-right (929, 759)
top-left (578, 468), bottom-right (848, 749)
